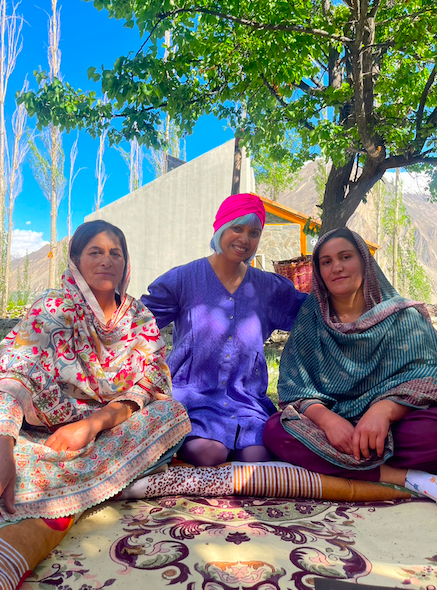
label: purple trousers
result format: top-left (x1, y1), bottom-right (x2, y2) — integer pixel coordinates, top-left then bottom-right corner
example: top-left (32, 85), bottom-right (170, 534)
top-left (263, 408), bottom-right (437, 482)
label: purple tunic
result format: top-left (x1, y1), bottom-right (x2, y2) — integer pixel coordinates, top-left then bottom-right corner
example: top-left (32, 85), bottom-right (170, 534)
top-left (142, 258), bottom-right (307, 449)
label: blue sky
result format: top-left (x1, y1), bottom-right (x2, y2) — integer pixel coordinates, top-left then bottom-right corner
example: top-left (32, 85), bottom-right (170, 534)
top-left (10, 0), bottom-right (233, 256)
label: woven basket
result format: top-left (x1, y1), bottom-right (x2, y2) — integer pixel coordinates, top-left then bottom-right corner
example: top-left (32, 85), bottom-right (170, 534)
top-left (273, 255), bottom-right (313, 293)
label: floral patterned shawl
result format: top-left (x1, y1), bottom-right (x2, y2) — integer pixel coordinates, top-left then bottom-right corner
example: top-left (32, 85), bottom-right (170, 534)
top-left (0, 254), bottom-right (171, 430)
top-left (279, 229), bottom-right (437, 469)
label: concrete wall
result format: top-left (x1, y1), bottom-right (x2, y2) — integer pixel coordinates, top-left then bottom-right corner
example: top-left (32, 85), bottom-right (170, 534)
top-left (86, 140), bottom-right (255, 298)
top-left (257, 224), bottom-right (301, 272)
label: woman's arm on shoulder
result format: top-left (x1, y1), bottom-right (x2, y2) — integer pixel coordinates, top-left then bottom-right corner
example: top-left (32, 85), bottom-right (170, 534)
top-left (141, 266), bottom-right (182, 329)
top-left (268, 273), bottom-right (309, 331)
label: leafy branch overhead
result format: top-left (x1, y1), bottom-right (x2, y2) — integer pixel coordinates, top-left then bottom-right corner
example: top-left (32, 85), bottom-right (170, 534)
top-left (20, 0), bottom-right (437, 232)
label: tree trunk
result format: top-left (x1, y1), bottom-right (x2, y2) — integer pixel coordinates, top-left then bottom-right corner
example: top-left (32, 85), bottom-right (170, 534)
top-left (231, 137), bottom-right (242, 195)
top-left (0, 0), bottom-right (7, 274)
top-left (320, 156), bottom-right (386, 235)
top-left (375, 181), bottom-right (383, 265)
top-left (48, 125), bottom-right (58, 288)
top-left (2, 197), bottom-right (13, 315)
top-left (392, 168), bottom-right (399, 289)
top-left (48, 0), bottom-right (60, 288)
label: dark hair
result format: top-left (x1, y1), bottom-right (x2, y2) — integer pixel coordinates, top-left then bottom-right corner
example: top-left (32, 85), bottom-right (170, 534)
top-left (70, 220), bottom-right (128, 283)
top-left (313, 227), bottom-right (362, 272)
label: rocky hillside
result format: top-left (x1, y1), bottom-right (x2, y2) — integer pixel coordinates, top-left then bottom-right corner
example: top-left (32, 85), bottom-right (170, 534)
top-left (9, 237), bottom-right (69, 298)
top-left (258, 160), bottom-right (437, 303)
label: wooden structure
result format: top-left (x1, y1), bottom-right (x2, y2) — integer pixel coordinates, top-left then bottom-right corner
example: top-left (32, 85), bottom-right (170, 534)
top-left (259, 195), bottom-right (379, 256)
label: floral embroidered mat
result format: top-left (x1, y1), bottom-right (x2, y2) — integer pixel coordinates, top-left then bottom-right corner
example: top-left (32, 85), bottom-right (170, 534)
top-left (22, 496), bottom-right (437, 590)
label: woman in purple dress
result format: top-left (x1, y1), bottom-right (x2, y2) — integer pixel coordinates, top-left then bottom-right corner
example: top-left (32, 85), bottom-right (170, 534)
top-left (142, 193), bottom-right (307, 466)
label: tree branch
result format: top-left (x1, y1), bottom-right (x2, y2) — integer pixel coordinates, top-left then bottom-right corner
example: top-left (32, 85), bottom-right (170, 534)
top-left (156, 7), bottom-right (353, 44)
top-left (321, 0), bottom-right (332, 24)
top-left (351, 48), bottom-right (383, 160)
top-left (427, 106), bottom-right (437, 127)
top-left (380, 154), bottom-right (437, 173)
top-left (376, 7), bottom-right (435, 26)
top-left (416, 64), bottom-right (437, 137)
top-left (298, 80), bottom-right (324, 96)
top-left (369, 0), bottom-right (382, 19)
top-left (260, 73), bottom-right (315, 130)
top-left (135, 17), bottom-right (163, 57)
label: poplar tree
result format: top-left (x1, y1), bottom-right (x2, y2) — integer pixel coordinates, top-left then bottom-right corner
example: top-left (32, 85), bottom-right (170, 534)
top-left (0, 1), bottom-right (22, 275)
top-left (2, 81), bottom-right (30, 314)
top-left (46, 0), bottom-right (63, 287)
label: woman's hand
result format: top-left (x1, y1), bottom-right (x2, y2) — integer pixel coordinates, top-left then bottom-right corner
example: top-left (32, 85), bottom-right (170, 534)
top-left (0, 435), bottom-right (16, 514)
top-left (352, 401), bottom-right (391, 460)
top-left (45, 419), bottom-right (98, 452)
top-left (321, 413), bottom-right (356, 455)
top-left (352, 400), bottom-right (412, 460)
top-left (45, 400), bottom-right (139, 453)
top-left (303, 404), bottom-right (355, 455)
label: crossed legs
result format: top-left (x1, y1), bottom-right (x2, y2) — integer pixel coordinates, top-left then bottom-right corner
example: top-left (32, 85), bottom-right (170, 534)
top-left (178, 436), bottom-right (271, 467)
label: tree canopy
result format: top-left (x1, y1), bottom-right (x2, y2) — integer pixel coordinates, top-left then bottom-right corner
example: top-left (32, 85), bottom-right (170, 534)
top-left (21, 0), bottom-right (437, 232)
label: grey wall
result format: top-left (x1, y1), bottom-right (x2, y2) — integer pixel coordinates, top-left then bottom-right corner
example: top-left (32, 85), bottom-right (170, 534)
top-left (86, 140), bottom-right (255, 298)
top-left (257, 224), bottom-right (301, 272)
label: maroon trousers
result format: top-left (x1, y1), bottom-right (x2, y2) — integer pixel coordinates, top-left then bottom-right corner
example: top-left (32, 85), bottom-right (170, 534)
top-left (263, 408), bottom-right (437, 482)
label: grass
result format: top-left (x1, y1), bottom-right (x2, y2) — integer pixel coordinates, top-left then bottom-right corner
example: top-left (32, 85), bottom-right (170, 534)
top-left (265, 348), bottom-right (280, 408)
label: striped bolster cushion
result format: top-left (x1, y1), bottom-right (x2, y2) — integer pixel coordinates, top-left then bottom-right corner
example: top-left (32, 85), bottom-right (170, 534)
top-left (121, 461), bottom-right (410, 501)
top-left (232, 462), bottom-right (323, 498)
top-left (0, 537), bottom-right (29, 590)
top-left (0, 516), bottom-right (75, 590)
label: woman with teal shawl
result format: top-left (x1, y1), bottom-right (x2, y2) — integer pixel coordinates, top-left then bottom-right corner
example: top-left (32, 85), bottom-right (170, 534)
top-left (264, 228), bottom-right (437, 501)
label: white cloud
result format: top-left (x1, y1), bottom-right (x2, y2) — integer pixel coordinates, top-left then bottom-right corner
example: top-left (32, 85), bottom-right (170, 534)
top-left (11, 229), bottom-right (49, 259)
top-left (25, 221), bottom-right (31, 225)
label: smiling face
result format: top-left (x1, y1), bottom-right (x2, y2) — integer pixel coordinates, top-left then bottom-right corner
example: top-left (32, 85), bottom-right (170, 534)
top-left (78, 231), bottom-right (125, 298)
top-left (219, 223), bottom-right (261, 263)
top-left (318, 237), bottom-right (365, 299)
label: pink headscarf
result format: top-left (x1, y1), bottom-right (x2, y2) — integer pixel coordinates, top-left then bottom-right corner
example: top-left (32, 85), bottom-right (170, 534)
top-left (213, 193), bottom-right (266, 232)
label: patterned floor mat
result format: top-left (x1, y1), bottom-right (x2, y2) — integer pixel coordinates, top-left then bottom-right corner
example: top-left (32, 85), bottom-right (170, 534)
top-left (22, 496), bottom-right (437, 590)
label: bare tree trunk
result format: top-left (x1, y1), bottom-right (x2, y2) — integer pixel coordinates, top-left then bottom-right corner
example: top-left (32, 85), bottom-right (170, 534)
top-left (231, 137), bottom-right (242, 195)
top-left (67, 134), bottom-right (79, 238)
top-left (2, 82), bottom-right (28, 314)
top-left (0, 0), bottom-right (6, 274)
top-left (48, 0), bottom-right (60, 288)
top-left (49, 126), bottom-right (58, 288)
top-left (375, 181), bottom-right (383, 265)
top-left (96, 131), bottom-right (106, 210)
top-left (0, 1), bottom-right (22, 278)
top-left (392, 168), bottom-right (399, 289)
top-left (163, 30), bottom-right (171, 174)
top-left (2, 192), bottom-right (13, 314)
top-left (95, 93), bottom-right (108, 211)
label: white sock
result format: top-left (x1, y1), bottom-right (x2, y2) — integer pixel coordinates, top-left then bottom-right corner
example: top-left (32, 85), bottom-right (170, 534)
top-left (405, 470), bottom-right (437, 502)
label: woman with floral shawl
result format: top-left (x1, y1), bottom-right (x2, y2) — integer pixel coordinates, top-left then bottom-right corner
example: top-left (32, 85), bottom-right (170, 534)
top-left (0, 220), bottom-right (190, 521)
top-left (264, 228), bottom-right (437, 501)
